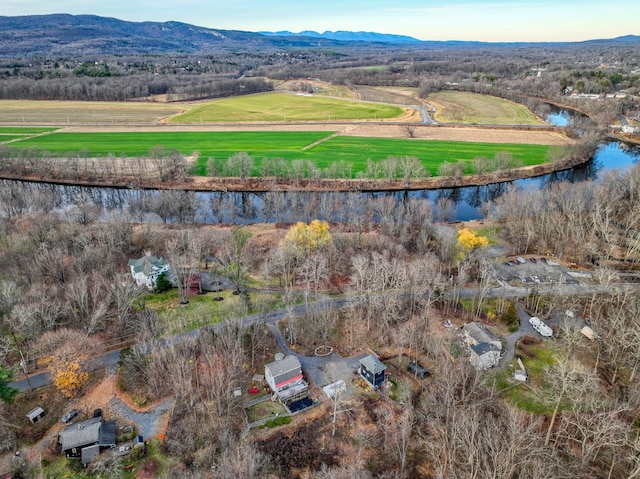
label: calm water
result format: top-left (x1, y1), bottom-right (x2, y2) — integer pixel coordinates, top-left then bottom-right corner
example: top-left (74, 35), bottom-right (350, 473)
top-left (4, 143), bottom-right (639, 224)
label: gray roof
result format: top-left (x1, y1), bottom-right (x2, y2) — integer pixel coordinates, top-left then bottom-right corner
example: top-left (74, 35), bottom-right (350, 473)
top-left (58, 417), bottom-right (102, 452)
top-left (99, 420), bottom-right (116, 447)
top-left (360, 355), bottom-right (387, 374)
top-left (265, 355), bottom-right (301, 378)
top-left (463, 322), bottom-right (501, 346)
top-left (470, 342), bottom-right (500, 356)
top-left (26, 406), bottom-right (45, 420)
top-left (81, 444), bottom-right (100, 465)
top-left (128, 256), bottom-right (168, 275)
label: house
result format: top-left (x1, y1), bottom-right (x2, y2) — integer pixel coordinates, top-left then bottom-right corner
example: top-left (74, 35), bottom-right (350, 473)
top-left (463, 322), bottom-right (502, 350)
top-left (463, 322), bottom-right (502, 370)
top-left (57, 417), bottom-right (116, 465)
top-left (264, 355), bottom-right (309, 405)
top-left (359, 355), bottom-right (387, 391)
top-left (469, 342), bottom-right (501, 370)
top-left (128, 254), bottom-right (170, 290)
top-left (26, 406), bottom-right (45, 424)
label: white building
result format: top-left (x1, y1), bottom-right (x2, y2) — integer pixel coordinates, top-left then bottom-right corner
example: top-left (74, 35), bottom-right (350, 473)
top-left (128, 254), bottom-right (170, 290)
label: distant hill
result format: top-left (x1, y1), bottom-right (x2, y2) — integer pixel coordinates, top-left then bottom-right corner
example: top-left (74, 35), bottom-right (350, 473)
top-left (0, 14), bottom-right (350, 57)
top-left (260, 30), bottom-right (421, 44)
top-left (0, 14), bottom-right (637, 57)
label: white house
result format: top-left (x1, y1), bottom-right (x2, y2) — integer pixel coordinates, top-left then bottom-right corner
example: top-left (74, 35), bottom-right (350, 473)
top-left (463, 322), bottom-right (502, 370)
top-left (264, 355), bottom-right (308, 405)
top-left (128, 254), bottom-right (170, 290)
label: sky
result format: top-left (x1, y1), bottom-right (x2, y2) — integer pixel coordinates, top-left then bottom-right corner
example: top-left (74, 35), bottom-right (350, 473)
top-left (2, 0), bottom-right (639, 43)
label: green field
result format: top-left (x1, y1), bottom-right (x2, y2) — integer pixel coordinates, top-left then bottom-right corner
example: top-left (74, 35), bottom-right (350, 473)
top-left (0, 127), bottom-right (58, 134)
top-left (428, 91), bottom-right (546, 125)
top-left (8, 130), bottom-right (550, 177)
top-left (170, 92), bottom-right (404, 123)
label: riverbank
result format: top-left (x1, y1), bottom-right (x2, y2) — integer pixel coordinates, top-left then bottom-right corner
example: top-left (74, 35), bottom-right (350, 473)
top-left (0, 153), bottom-right (590, 193)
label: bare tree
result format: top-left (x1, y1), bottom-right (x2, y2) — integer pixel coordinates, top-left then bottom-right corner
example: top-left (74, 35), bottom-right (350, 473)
top-left (166, 230), bottom-right (204, 305)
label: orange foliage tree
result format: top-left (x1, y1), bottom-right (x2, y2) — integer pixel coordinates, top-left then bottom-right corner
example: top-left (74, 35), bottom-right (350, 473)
top-left (36, 328), bottom-right (99, 398)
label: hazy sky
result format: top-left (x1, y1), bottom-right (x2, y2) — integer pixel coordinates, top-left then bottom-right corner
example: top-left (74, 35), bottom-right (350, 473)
top-left (2, 0), bottom-right (638, 42)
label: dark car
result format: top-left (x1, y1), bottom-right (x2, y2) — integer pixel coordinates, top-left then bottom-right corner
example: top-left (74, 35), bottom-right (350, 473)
top-left (92, 408), bottom-right (103, 418)
top-left (61, 409), bottom-right (80, 423)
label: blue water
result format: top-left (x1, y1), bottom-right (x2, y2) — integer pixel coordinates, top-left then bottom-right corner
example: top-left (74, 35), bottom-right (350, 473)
top-left (6, 142), bottom-right (639, 224)
top-left (447, 141), bottom-right (640, 220)
top-left (546, 110), bottom-right (571, 127)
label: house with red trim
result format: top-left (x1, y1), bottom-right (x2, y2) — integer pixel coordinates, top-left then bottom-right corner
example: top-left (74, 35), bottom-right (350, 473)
top-left (264, 355), bottom-right (308, 405)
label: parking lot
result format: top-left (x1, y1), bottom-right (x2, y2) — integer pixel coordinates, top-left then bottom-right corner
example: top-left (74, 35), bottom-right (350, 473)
top-left (496, 256), bottom-right (579, 286)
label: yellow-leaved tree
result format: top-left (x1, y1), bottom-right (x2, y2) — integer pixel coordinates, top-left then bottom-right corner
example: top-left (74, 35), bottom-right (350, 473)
top-left (36, 329), bottom-right (99, 398)
top-left (281, 220), bottom-right (332, 257)
top-left (457, 228), bottom-right (489, 251)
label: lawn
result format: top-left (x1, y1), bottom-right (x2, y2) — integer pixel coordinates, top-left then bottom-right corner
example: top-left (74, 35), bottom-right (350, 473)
top-left (170, 92), bottom-right (404, 123)
top-left (144, 288), bottom-right (285, 334)
top-left (491, 340), bottom-right (557, 413)
top-left (428, 91), bottom-right (546, 125)
top-left (9, 130), bottom-right (551, 177)
top-left (245, 399), bottom-right (288, 423)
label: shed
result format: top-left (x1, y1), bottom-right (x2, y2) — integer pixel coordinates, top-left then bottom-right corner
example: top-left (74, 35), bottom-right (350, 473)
top-left (514, 370), bottom-right (528, 382)
top-left (359, 355), bottom-right (387, 391)
top-left (407, 361), bottom-right (430, 379)
top-left (26, 406), bottom-right (46, 424)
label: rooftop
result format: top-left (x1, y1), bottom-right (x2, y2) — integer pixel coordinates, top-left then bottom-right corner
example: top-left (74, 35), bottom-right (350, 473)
top-left (265, 355), bottom-right (302, 378)
top-left (360, 355), bottom-right (387, 374)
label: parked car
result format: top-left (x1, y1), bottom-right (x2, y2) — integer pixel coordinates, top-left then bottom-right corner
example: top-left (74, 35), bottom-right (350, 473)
top-left (92, 408), bottom-right (102, 418)
top-left (529, 257), bottom-right (537, 263)
top-left (61, 409), bottom-right (80, 423)
top-left (516, 257), bottom-right (526, 264)
top-left (539, 257), bottom-right (547, 263)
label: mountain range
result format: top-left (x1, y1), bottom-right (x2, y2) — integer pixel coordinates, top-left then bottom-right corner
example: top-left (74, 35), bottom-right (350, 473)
top-left (0, 14), bottom-right (638, 57)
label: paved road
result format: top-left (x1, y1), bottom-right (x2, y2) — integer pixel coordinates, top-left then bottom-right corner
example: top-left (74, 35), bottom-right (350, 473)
top-left (9, 296), bottom-right (358, 393)
top-left (11, 280), bottom-right (637, 393)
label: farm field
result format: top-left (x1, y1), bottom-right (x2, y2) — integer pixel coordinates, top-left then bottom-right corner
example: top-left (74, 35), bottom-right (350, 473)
top-left (7, 130), bottom-right (551, 177)
top-left (0, 100), bottom-right (185, 126)
top-left (275, 80), bottom-right (353, 98)
top-left (169, 92), bottom-right (405, 123)
top-left (427, 90), bottom-right (546, 125)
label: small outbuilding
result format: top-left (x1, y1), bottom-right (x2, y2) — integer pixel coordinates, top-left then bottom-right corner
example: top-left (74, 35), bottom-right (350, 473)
top-left (407, 361), bottom-right (430, 379)
top-left (26, 406), bottom-right (46, 424)
top-left (359, 355), bottom-right (387, 391)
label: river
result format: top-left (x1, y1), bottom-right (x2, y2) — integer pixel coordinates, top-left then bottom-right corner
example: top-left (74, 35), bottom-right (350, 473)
top-left (4, 140), bottom-right (636, 224)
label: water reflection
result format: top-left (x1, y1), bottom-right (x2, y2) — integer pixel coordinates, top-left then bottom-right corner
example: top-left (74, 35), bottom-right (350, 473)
top-left (2, 142), bottom-right (639, 223)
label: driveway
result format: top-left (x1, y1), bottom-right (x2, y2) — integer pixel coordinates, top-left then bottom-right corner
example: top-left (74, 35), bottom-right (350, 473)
top-left (500, 303), bottom-right (539, 365)
top-left (267, 323), bottom-right (364, 400)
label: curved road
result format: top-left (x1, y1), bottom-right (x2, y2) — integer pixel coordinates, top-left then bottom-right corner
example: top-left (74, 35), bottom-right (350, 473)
top-left (10, 280), bottom-right (634, 393)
